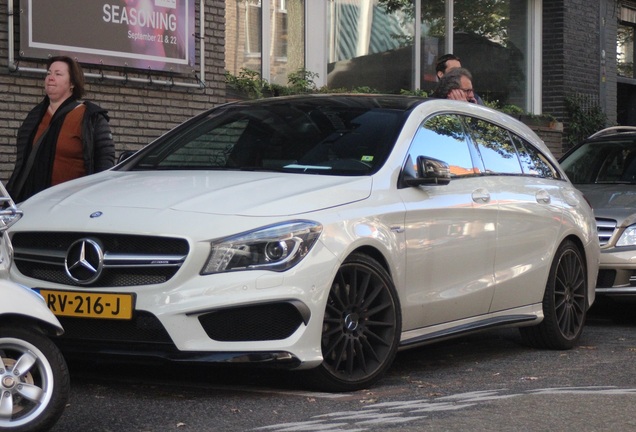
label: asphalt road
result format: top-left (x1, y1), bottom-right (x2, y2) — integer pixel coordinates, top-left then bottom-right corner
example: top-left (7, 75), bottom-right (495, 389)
top-left (50, 297), bottom-right (636, 432)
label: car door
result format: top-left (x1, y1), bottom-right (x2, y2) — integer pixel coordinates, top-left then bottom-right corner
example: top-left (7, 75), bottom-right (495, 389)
top-left (463, 117), bottom-right (566, 311)
top-left (398, 113), bottom-right (497, 330)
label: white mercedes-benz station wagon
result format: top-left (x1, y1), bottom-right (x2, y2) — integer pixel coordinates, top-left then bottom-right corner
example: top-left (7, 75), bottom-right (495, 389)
top-left (9, 95), bottom-right (599, 391)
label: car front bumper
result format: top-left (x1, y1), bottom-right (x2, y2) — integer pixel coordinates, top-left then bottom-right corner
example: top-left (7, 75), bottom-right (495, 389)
top-left (12, 241), bottom-right (340, 370)
top-left (596, 247), bottom-right (636, 294)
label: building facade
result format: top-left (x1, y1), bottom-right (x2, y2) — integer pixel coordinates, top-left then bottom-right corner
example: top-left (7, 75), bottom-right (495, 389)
top-left (225, 0), bottom-right (633, 156)
top-left (0, 0), bottom-right (633, 183)
top-left (0, 0), bottom-right (226, 183)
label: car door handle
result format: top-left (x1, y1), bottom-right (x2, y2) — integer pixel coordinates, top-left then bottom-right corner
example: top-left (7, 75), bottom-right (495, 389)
top-left (472, 188), bottom-right (490, 203)
top-left (536, 189), bottom-right (551, 204)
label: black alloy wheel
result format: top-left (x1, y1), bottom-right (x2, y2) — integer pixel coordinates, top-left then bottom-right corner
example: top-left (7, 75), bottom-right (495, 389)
top-left (305, 253), bottom-right (401, 392)
top-left (520, 240), bottom-right (588, 350)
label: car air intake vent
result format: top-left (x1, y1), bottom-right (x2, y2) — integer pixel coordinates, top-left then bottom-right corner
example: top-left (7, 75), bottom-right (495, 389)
top-left (595, 218), bottom-right (617, 246)
top-left (596, 270), bottom-right (616, 288)
top-left (198, 303), bottom-right (305, 342)
top-left (11, 232), bottom-right (189, 287)
top-left (56, 311), bottom-right (173, 344)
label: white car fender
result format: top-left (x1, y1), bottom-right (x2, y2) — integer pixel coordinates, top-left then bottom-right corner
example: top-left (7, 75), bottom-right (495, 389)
top-left (0, 280), bottom-right (64, 336)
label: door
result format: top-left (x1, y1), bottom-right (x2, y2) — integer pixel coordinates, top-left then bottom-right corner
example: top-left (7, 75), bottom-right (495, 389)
top-left (463, 117), bottom-right (565, 312)
top-left (399, 113), bottom-right (497, 329)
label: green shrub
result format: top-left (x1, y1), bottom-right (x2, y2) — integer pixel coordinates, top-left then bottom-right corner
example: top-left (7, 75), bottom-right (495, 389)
top-left (225, 68), bottom-right (267, 99)
top-left (564, 93), bottom-right (607, 147)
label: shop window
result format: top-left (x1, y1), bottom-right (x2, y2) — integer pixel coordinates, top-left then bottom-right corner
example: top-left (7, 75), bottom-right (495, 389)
top-left (327, 0), bottom-right (415, 93)
top-left (225, 0), bottom-right (304, 86)
top-left (225, 1), bottom-right (535, 108)
top-left (326, 0), bottom-right (531, 108)
top-left (245, 1), bottom-right (263, 56)
top-left (270, 0), bottom-right (305, 86)
top-left (618, 23), bottom-right (635, 78)
top-left (451, 0), bottom-right (528, 108)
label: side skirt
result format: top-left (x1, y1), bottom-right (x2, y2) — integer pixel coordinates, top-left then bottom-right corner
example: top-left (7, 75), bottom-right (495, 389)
top-left (399, 305), bottom-right (543, 351)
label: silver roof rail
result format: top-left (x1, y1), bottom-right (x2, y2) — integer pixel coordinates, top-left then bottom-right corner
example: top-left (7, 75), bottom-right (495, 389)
top-left (588, 126), bottom-right (636, 139)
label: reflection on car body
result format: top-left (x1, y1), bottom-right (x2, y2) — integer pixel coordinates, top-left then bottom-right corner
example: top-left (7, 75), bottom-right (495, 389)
top-left (9, 95), bottom-right (599, 391)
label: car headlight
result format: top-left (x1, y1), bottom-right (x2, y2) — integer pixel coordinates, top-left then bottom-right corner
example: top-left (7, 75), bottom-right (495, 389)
top-left (201, 220), bottom-right (323, 274)
top-left (617, 224), bottom-right (636, 247)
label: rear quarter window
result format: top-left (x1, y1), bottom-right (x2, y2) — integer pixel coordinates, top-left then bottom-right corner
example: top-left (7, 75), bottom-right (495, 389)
top-left (511, 134), bottom-right (561, 179)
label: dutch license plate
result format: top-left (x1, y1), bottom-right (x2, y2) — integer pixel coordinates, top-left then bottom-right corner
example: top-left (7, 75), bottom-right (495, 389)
top-left (39, 289), bottom-right (134, 320)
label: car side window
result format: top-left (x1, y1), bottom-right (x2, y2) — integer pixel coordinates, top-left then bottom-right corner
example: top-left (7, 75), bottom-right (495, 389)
top-left (464, 117), bottom-right (523, 175)
top-left (510, 133), bottom-right (561, 179)
top-left (407, 114), bottom-right (476, 178)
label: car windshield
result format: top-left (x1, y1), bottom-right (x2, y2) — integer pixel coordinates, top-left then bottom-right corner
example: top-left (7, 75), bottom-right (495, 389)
top-left (561, 138), bottom-right (636, 184)
top-left (126, 96), bottom-right (414, 176)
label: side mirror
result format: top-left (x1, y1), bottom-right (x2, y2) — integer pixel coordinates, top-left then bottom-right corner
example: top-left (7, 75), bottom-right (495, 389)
top-left (403, 156), bottom-right (451, 186)
top-left (117, 150), bottom-right (137, 164)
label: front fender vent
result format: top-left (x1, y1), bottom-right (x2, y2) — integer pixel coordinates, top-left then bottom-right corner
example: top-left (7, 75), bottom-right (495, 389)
top-left (198, 302), bottom-right (306, 342)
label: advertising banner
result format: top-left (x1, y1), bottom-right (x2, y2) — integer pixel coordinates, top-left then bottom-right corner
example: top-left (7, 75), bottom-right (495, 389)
top-left (20, 0), bottom-right (196, 73)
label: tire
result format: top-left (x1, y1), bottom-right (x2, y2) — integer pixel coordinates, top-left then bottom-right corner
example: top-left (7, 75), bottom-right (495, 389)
top-left (304, 253), bottom-right (401, 392)
top-left (520, 240), bottom-right (588, 350)
top-left (0, 326), bottom-right (70, 432)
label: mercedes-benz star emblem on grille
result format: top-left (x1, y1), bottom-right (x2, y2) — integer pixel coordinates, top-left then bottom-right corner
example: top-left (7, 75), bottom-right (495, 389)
top-left (65, 238), bottom-right (105, 284)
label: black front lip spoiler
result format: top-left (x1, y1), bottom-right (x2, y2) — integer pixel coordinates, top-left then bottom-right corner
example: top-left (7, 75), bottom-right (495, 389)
top-left (56, 342), bottom-right (302, 369)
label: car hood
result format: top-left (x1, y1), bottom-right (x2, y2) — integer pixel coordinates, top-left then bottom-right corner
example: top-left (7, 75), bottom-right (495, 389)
top-left (575, 183), bottom-right (636, 222)
top-left (18, 171), bottom-right (373, 217)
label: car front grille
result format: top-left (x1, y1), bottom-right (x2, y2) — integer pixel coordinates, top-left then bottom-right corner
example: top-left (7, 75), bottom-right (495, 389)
top-left (11, 232), bottom-right (189, 287)
top-left (596, 218), bottom-right (617, 246)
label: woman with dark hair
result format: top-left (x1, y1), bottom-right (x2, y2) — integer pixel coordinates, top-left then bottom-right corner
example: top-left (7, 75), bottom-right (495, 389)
top-left (7, 56), bottom-right (115, 202)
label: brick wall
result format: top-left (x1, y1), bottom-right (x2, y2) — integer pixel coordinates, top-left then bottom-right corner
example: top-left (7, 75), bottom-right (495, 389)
top-left (543, 0), bottom-right (599, 123)
top-left (542, 0), bottom-right (566, 121)
top-left (602, 0), bottom-right (618, 126)
top-left (533, 127), bottom-right (565, 159)
top-left (0, 0), bottom-right (226, 183)
top-left (542, 0), bottom-right (619, 153)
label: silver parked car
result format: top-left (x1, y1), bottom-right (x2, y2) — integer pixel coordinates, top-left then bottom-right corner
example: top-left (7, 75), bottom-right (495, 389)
top-left (9, 95), bottom-right (599, 391)
top-left (560, 126), bottom-right (636, 296)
